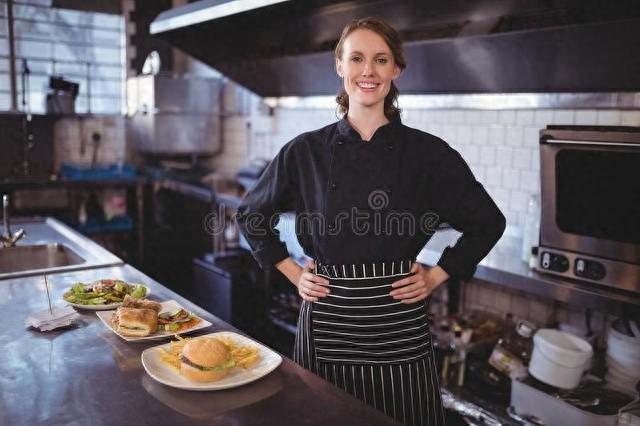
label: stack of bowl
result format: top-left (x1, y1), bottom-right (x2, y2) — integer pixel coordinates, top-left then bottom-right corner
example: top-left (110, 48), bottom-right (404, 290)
top-left (606, 318), bottom-right (640, 395)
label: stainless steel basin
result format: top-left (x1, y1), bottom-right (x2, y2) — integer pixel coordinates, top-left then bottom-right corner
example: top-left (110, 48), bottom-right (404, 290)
top-left (0, 243), bottom-right (85, 273)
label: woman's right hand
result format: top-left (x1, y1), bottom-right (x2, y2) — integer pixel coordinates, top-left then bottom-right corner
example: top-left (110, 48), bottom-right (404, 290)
top-left (296, 260), bottom-right (330, 302)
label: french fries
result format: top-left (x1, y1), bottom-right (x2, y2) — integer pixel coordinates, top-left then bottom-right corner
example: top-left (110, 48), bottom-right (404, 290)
top-left (158, 334), bottom-right (260, 371)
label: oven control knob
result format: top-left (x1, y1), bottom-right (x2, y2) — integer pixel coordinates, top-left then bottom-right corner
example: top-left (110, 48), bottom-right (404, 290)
top-left (540, 251), bottom-right (569, 272)
top-left (574, 258), bottom-right (606, 280)
top-left (542, 252), bottom-right (551, 269)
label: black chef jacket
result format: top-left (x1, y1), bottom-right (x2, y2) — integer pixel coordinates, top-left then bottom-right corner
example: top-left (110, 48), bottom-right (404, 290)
top-left (236, 115), bottom-right (506, 282)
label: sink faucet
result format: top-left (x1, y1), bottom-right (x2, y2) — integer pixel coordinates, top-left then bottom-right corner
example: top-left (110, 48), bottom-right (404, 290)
top-left (2, 195), bottom-right (26, 248)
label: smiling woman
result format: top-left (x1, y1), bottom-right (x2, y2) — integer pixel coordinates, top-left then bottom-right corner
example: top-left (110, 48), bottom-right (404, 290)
top-left (237, 16), bottom-right (506, 426)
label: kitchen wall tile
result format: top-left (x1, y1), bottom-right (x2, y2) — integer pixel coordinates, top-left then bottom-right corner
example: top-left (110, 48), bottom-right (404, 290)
top-left (575, 109), bottom-right (598, 125)
top-left (480, 110), bottom-right (499, 124)
top-left (502, 168), bottom-right (520, 189)
top-left (488, 125), bottom-right (506, 146)
top-left (448, 110), bottom-right (465, 124)
top-left (530, 150), bottom-right (540, 172)
top-left (471, 165), bottom-right (486, 182)
top-left (596, 110), bottom-right (622, 125)
top-left (485, 166), bottom-right (503, 186)
top-left (529, 299), bottom-right (551, 326)
top-left (522, 127), bottom-right (540, 148)
top-left (477, 284), bottom-right (495, 307)
top-left (621, 111), bottom-right (640, 126)
top-left (503, 209), bottom-right (519, 228)
top-left (505, 126), bottom-right (523, 147)
top-left (463, 110), bottom-right (482, 124)
top-left (491, 187), bottom-right (510, 209)
top-left (516, 110), bottom-right (534, 126)
top-left (553, 109), bottom-right (575, 125)
top-left (511, 294), bottom-right (530, 321)
top-left (509, 189), bottom-right (528, 213)
top-left (520, 169), bottom-right (540, 193)
top-left (440, 125), bottom-right (458, 145)
top-left (478, 146), bottom-right (496, 166)
top-left (470, 125), bottom-right (489, 145)
top-left (512, 147), bottom-right (531, 170)
top-left (495, 290), bottom-right (512, 313)
top-left (498, 110), bottom-right (516, 125)
top-left (461, 145), bottom-right (480, 164)
top-left (457, 125), bottom-right (472, 144)
top-left (495, 146), bottom-right (513, 167)
top-left (534, 110), bottom-right (554, 126)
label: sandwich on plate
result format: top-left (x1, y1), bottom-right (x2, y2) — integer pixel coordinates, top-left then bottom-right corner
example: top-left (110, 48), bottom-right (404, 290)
top-left (157, 308), bottom-right (201, 332)
top-left (121, 294), bottom-right (162, 312)
top-left (112, 307), bottom-right (158, 337)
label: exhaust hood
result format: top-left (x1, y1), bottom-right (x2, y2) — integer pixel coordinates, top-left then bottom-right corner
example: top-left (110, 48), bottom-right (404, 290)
top-left (151, 0), bottom-right (640, 97)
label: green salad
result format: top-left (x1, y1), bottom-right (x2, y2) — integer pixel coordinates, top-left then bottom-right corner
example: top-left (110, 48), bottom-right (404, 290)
top-left (63, 279), bottom-right (147, 305)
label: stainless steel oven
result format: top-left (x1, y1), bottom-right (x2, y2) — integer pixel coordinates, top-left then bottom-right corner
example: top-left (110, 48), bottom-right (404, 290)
top-left (536, 125), bottom-right (640, 292)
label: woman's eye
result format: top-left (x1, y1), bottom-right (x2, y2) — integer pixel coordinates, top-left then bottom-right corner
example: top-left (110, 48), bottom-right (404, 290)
top-left (351, 56), bottom-right (362, 63)
top-left (377, 58), bottom-right (388, 64)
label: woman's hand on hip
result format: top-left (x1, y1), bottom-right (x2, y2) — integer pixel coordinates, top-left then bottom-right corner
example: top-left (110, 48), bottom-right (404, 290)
top-left (389, 263), bottom-right (449, 304)
top-left (296, 260), bottom-right (330, 302)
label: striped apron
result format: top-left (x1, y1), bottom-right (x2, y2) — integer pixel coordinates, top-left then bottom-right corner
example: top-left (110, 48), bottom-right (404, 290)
top-left (293, 259), bottom-right (445, 426)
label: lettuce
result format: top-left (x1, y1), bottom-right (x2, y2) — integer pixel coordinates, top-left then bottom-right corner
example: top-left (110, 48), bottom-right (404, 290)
top-left (130, 285), bottom-right (146, 298)
top-left (71, 283), bottom-right (86, 294)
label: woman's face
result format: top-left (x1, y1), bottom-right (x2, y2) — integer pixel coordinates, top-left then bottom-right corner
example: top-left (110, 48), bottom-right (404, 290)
top-left (336, 29), bottom-right (401, 112)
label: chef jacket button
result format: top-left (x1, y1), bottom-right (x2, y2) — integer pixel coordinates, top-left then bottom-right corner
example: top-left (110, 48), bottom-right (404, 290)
top-left (337, 139), bottom-right (345, 145)
top-left (385, 187), bottom-right (392, 193)
top-left (330, 182), bottom-right (338, 189)
top-left (386, 144), bottom-right (394, 151)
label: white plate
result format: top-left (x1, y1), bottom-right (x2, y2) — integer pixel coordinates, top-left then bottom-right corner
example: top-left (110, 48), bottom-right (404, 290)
top-left (141, 331), bottom-right (283, 391)
top-left (64, 284), bottom-right (151, 311)
top-left (96, 300), bottom-right (211, 341)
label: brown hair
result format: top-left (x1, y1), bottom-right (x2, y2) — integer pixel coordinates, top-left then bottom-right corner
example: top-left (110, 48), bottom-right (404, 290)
top-left (334, 17), bottom-right (406, 120)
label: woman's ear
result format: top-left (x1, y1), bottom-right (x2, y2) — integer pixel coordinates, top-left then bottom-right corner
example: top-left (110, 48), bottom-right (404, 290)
top-left (392, 64), bottom-right (401, 80)
top-left (336, 58), bottom-right (344, 78)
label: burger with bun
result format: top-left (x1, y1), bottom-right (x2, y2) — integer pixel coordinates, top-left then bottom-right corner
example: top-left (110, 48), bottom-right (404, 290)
top-left (180, 337), bottom-right (235, 382)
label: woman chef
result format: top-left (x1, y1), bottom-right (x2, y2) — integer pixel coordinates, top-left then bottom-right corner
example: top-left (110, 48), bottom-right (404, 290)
top-left (237, 17), bottom-right (506, 426)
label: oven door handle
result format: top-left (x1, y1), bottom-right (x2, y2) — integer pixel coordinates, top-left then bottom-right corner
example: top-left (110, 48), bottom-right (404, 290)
top-left (544, 138), bottom-right (639, 147)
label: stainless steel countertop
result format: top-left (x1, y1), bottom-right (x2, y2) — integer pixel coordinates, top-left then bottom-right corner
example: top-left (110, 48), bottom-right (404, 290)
top-left (0, 217), bottom-right (123, 280)
top-left (0, 265), bottom-right (396, 426)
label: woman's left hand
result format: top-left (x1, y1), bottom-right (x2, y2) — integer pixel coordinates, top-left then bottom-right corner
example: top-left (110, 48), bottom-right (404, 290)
top-left (389, 263), bottom-right (450, 304)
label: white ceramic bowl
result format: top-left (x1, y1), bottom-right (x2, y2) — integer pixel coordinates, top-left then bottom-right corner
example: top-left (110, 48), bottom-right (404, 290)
top-left (529, 329), bottom-right (593, 389)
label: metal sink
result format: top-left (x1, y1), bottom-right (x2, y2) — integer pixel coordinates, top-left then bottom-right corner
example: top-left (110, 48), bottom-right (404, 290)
top-left (0, 217), bottom-right (122, 280)
top-left (0, 243), bottom-right (85, 274)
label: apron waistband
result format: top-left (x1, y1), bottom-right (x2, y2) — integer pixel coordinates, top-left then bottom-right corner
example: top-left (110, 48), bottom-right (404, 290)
top-left (314, 258), bottom-right (416, 280)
